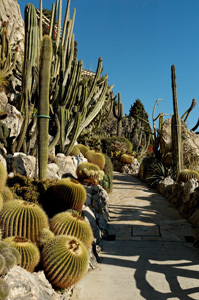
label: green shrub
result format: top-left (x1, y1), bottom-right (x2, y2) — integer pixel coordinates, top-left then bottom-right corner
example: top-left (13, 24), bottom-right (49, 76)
top-left (101, 136), bottom-right (132, 160)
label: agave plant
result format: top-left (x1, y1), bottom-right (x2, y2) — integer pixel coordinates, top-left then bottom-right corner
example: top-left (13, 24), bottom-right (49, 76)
top-left (146, 160), bottom-right (167, 187)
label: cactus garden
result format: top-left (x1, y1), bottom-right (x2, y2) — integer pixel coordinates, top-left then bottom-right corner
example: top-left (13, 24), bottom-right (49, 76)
top-left (0, 0), bottom-right (199, 299)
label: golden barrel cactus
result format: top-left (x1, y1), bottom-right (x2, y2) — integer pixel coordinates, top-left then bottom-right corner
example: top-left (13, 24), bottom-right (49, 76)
top-left (50, 210), bottom-right (93, 249)
top-left (41, 235), bottom-right (89, 289)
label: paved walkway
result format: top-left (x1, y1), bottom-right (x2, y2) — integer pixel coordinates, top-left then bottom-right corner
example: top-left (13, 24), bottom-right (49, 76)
top-left (71, 172), bottom-right (199, 300)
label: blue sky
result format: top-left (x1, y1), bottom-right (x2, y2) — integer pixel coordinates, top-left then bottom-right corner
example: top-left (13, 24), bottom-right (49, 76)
top-left (18, 0), bottom-right (199, 130)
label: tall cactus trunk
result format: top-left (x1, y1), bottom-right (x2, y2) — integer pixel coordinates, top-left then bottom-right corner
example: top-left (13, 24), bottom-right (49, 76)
top-left (38, 36), bottom-right (52, 180)
top-left (171, 65), bottom-right (182, 179)
top-left (113, 92), bottom-right (123, 137)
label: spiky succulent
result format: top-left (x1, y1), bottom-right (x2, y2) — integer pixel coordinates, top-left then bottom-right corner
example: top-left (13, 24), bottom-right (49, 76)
top-left (76, 144), bottom-right (89, 156)
top-left (84, 150), bottom-right (105, 170)
top-left (41, 235), bottom-right (89, 289)
top-left (0, 161), bottom-right (7, 193)
top-left (177, 169), bottom-right (199, 183)
top-left (76, 162), bottom-right (104, 184)
top-left (1, 186), bottom-right (14, 203)
top-left (0, 278), bottom-right (10, 300)
top-left (39, 228), bottom-right (55, 248)
top-left (4, 236), bottom-right (40, 272)
top-left (50, 210), bottom-right (93, 249)
top-left (0, 200), bottom-right (49, 244)
top-left (69, 146), bottom-right (80, 156)
top-left (52, 178), bottom-right (87, 213)
top-left (120, 154), bottom-right (134, 164)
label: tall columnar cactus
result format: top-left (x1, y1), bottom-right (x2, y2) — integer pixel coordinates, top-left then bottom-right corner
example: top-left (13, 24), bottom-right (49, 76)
top-left (0, 200), bottom-right (49, 244)
top-left (38, 35), bottom-right (52, 180)
top-left (4, 236), bottom-right (40, 272)
top-left (50, 210), bottom-right (93, 249)
top-left (113, 92), bottom-right (123, 136)
top-left (13, 3), bottom-right (38, 153)
top-left (41, 235), bottom-right (89, 288)
top-left (171, 65), bottom-right (182, 178)
top-left (0, 21), bottom-right (18, 79)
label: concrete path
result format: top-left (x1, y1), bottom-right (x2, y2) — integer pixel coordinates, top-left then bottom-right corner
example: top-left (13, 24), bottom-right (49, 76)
top-left (71, 172), bottom-right (199, 300)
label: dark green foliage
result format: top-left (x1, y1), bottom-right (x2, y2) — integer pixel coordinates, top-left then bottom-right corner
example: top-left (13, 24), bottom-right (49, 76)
top-left (7, 174), bottom-right (57, 204)
top-left (146, 160), bottom-right (167, 187)
top-left (101, 136), bottom-right (132, 158)
top-left (129, 99), bottom-right (149, 121)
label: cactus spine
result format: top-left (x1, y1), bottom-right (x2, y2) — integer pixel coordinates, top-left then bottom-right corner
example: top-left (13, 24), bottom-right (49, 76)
top-left (4, 236), bottom-right (40, 272)
top-left (38, 35), bottom-right (52, 180)
top-left (50, 210), bottom-right (93, 249)
top-left (171, 65), bottom-right (182, 178)
top-left (113, 92), bottom-right (123, 136)
top-left (0, 200), bottom-right (49, 244)
top-left (41, 235), bottom-right (89, 288)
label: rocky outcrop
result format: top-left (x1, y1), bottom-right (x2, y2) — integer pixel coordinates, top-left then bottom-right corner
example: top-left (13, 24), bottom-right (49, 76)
top-left (0, 0), bottom-right (24, 53)
top-left (5, 266), bottom-right (71, 300)
top-left (160, 118), bottom-right (199, 167)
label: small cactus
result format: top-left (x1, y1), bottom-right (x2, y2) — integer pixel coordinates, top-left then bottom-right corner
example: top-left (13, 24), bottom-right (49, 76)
top-left (4, 236), bottom-right (40, 272)
top-left (0, 200), bottom-right (49, 244)
top-left (50, 210), bottom-right (93, 249)
top-left (2, 186), bottom-right (14, 203)
top-left (39, 228), bottom-right (55, 248)
top-left (41, 235), bottom-right (89, 289)
top-left (69, 146), bottom-right (80, 156)
top-left (0, 255), bottom-right (5, 274)
top-left (84, 150), bottom-right (105, 170)
top-left (76, 162), bottom-right (104, 184)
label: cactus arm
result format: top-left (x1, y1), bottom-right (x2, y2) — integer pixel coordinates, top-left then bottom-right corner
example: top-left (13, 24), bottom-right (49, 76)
top-left (77, 79), bottom-right (108, 137)
top-left (181, 98), bottom-right (196, 122)
top-left (48, 113), bottom-right (60, 152)
top-left (64, 111), bottom-right (81, 156)
top-left (56, 0), bottom-right (62, 48)
top-left (49, 3), bottom-right (55, 38)
top-left (38, 35), bottom-right (52, 180)
top-left (113, 92), bottom-right (123, 136)
top-left (85, 57), bottom-right (103, 106)
top-left (39, 0), bottom-right (43, 42)
top-left (61, 0), bottom-right (71, 47)
top-left (171, 65), bottom-right (182, 178)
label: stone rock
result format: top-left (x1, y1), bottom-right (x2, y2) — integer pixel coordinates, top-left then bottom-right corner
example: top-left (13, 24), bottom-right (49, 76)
top-left (0, 0), bottom-right (24, 54)
top-left (5, 265), bottom-right (71, 300)
top-left (183, 178), bottom-right (199, 203)
top-left (72, 153), bottom-right (87, 167)
top-left (47, 163), bottom-right (60, 180)
top-left (56, 154), bottom-right (77, 178)
top-left (0, 103), bottom-right (23, 139)
top-left (160, 118), bottom-right (199, 167)
top-left (157, 176), bottom-right (174, 199)
top-left (121, 158), bottom-right (140, 175)
top-left (0, 92), bottom-right (8, 105)
top-left (11, 152), bottom-right (37, 178)
top-left (83, 206), bottom-right (101, 244)
top-left (189, 209), bottom-right (199, 227)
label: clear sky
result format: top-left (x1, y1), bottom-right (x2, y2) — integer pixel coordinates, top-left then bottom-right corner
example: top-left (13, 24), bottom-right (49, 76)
top-left (18, 0), bottom-right (199, 130)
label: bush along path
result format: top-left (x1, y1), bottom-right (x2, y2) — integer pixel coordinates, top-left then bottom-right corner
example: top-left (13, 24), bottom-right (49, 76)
top-left (71, 172), bottom-right (199, 300)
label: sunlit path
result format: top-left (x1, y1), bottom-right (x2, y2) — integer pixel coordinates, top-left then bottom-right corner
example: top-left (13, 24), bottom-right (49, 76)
top-left (71, 172), bottom-right (199, 300)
